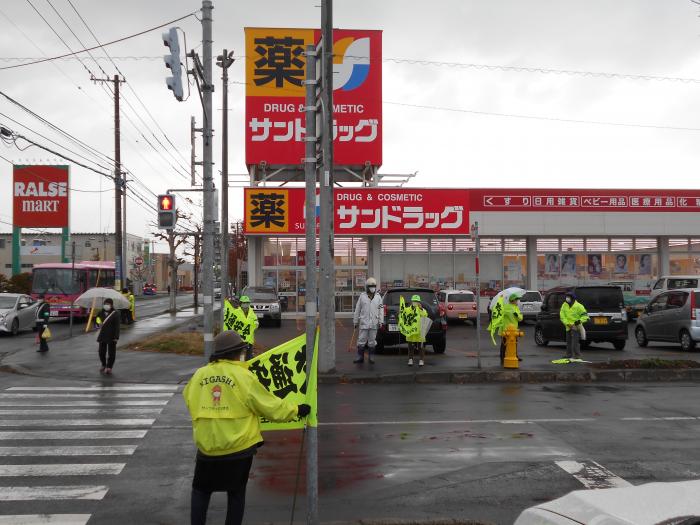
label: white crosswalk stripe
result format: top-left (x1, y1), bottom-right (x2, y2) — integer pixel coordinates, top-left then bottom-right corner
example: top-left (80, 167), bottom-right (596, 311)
top-left (0, 384), bottom-right (176, 523)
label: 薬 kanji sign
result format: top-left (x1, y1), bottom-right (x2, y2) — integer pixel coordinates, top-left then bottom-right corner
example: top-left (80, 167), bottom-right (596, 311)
top-left (13, 165), bottom-right (70, 228)
top-left (245, 27), bottom-right (382, 167)
top-left (243, 187), bottom-right (470, 235)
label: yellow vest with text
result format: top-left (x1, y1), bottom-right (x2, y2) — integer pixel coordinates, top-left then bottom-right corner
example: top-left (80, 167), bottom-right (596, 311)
top-left (183, 359), bottom-right (298, 456)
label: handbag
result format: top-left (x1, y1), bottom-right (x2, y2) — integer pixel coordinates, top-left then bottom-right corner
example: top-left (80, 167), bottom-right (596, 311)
top-left (41, 326), bottom-right (52, 340)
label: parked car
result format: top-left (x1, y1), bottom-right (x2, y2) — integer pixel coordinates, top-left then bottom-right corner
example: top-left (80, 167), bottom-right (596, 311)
top-left (519, 290), bottom-right (543, 322)
top-left (515, 479), bottom-right (700, 525)
top-left (0, 293), bottom-right (41, 336)
top-left (376, 287), bottom-right (447, 353)
top-left (534, 285), bottom-right (628, 350)
top-left (437, 289), bottom-right (477, 324)
top-left (635, 288), bottom-right (700, 351)
top-left (609, 280), bottom-right (649, 320)
top-left (650, 275), bottom-right (699, 300)
top-left (241, 286), bottom-right (282, 327)
top-left (142, 284), bottom-right (157, 296)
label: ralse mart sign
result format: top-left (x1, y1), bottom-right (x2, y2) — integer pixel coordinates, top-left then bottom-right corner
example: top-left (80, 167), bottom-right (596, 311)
top-left (13, 165), bottom-right (70, 228)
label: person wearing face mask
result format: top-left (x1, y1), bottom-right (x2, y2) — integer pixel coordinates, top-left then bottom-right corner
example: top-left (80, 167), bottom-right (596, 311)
top-left (559, 292), bottom-right (588, 361)
top-left (400, 294), bottom-right (428, 367)
top-left (95, 298), bottom-right (120, 375)
top-left (352, 277), bottom-right (382, 364)
top-left (233, 296), bottom-right (259, 361)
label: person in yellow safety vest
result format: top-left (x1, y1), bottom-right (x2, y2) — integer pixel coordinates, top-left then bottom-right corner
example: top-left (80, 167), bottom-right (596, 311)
top-left (183, 331), bottom-right (310, 525)
top-left (499, 293), bottom-right (524, 365)
top-left (399, 294), bottom-right (428, 367)
top-left (560, 291), bottom-right (589, 361)
top-left (233, 295), bottom-right (259, 361)
top-left (120, 288), bottom-right (134, 324)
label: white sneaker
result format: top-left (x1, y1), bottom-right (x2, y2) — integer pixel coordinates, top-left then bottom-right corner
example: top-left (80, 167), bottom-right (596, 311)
top-left (418, 359), bottom-right (424, 367)
top-left (407, 358), bottom-right (413, 366)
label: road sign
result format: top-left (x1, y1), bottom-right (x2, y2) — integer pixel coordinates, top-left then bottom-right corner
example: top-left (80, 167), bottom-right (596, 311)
top-left (134, 256), bottom-right (144, 266)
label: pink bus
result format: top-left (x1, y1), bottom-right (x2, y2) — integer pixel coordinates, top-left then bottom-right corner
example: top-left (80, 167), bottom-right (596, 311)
top-left (31, 261), bottom-right (116, 318)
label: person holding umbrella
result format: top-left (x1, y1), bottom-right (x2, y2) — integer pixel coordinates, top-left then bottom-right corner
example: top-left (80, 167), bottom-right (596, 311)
top-left (95, 298), bottom-right (120, 375)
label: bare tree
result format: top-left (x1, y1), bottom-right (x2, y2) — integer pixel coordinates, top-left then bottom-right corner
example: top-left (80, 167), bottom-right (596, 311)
top-left (151, 211), bottom-right (193, 313)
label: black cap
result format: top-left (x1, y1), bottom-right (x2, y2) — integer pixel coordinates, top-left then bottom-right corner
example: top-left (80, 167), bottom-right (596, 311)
top-left (210, 331), bottom-right (248, 361)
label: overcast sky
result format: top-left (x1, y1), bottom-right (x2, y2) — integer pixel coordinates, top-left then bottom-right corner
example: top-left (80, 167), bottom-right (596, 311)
top-left (2, 0), bottom-right (700, 251)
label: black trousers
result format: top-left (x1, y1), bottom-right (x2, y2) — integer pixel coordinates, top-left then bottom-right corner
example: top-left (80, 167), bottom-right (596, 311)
top-left (37, 322), bottom-right (49, 352)
top-left (98, 341), bottom-right (116, 368)
top-left (191, 456), bottom-right (253, 525)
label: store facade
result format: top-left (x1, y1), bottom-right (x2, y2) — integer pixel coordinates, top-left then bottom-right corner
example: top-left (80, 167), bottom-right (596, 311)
top-left (244, 187), bottom-right (700, 313)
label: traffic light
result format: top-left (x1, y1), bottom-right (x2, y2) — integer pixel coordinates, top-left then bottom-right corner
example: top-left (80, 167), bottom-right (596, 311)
top-left (162, 27), bottom-right (184, 101)
top-left (157, 194), bottom-right (177, 230)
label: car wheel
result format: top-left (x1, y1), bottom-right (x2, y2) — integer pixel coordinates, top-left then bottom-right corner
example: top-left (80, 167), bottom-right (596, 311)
top-left (635, 326), bottom-right (648, 347)
top-left (613, 340), bottom-right (626, 351)
top-left (10, 318), bottom-right (19, 336)
top-left (432, 339), bottom-right (446, 354)
top-left (534, 326), bottom-right (549, 347)
top-left (680, 330), bottom-right (696, 352)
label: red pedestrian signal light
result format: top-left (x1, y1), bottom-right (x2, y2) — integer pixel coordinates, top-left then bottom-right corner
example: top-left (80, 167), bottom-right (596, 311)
top-left (157, 194), bottom-right (177, 230)
top-left (159, 195), bottom-right (173, 211)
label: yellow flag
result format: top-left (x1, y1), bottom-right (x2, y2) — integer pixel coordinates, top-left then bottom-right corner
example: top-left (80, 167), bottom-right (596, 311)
top-left (222, 300), bottom-right (242, 332)
top-left (487, 296), bottom-right (505, 346)
top-left (246, 329), bottom-right (318, 431)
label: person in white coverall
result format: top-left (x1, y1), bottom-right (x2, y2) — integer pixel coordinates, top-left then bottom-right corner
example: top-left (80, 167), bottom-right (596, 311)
top-left (353, 277), bottom-right (382, 365)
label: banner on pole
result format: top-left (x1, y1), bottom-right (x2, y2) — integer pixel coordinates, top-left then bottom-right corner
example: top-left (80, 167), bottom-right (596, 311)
top-left (246, 330), bottom-right (318, 430)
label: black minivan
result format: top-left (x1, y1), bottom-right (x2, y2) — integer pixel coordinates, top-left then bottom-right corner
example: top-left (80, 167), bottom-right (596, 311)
top-left (534, 286), bottom-right (628, 350)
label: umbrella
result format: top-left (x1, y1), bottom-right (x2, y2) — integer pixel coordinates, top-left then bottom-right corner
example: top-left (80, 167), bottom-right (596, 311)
top-left (75, 288), bottom-right (130, 309)
top-left (489, 287), bottom-right (527, 310)
top-left (419, 316), bottom-right (433, 340)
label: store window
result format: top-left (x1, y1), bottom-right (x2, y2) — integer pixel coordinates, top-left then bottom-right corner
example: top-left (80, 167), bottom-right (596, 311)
top-left (279, 238), bottom-right (297, 266)
top-left (278, 270), bottom-right (296, 312)
top-left (503, 255), bottom-right (526, 288)
top-left (334, 238), bottom-right (352, 266)
top-left (352, 238), bottom-right (368, 266)
top-left (263, 238), bottom-right (278, 266)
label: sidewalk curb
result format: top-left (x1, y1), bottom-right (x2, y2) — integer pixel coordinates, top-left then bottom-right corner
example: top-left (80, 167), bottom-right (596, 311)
top-left (319, 368), bottom-right (700, 384)
top-left (322, 520), bottom-right (491, 525)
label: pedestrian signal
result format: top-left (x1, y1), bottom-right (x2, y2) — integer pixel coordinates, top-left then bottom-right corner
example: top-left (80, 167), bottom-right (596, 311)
top-left (157, 194), bottom-right (177, 230)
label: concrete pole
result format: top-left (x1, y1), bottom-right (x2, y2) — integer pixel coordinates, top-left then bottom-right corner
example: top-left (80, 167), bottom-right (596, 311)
top-left (201, 0), bottom-right (215, 357)
top-left (113, 75), bottom-right (123, 290)
top-left (304, 43), bottom-right (319, 525)
top-left (218, 49), bottom-right (233, 318)
top-left (475, 222), bottom-right (481, 369)
top-left (319, 0), bottom-right (335, 374)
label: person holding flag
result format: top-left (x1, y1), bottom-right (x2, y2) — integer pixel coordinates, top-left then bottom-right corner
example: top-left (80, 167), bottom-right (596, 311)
top-left (184, 330), bottom-right (310, 525)
top-left (560, 291), bottom-right (589, 361)
top-left (223, 296), bottom-right (259, 361)
top-left (399, 294), bottom-right (428, 367)
top-left (488, 292), bottom-right (524, 365)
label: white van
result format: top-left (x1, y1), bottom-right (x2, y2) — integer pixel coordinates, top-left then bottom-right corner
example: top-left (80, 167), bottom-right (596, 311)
top-left (650, 275), bottom-right (699, 299)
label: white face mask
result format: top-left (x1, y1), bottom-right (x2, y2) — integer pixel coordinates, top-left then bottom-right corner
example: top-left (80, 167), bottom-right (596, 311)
top-left (103, 304), bottom-right (112, 311)
top-left (368, 286), bottom-right (376, 293)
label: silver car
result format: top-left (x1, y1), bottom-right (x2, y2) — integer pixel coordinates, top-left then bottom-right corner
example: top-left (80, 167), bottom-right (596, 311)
top-left (635, 288), bottom-right (700, 351)
top-left (0, 293), bottom-right (40, 336)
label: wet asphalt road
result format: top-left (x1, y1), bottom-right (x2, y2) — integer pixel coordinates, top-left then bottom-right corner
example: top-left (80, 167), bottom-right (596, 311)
top-left (1, 373), bottom-right (699, 524)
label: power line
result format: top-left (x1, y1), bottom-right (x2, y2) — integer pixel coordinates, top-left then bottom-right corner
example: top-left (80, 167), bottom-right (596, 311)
top-left (0, 10), bottom-right (198, 70)
top-left (384, 100), bottom-right (700, 132)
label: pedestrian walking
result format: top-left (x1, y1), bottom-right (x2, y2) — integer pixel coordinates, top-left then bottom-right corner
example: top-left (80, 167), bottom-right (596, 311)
top-left (183, 331), bottom-right (310, 525)
top-left (560, 291), bottom-right (589, 360)
top-left (499, 293), bottom-right (523, 365)
top-left (35, 294), bottom-right (50, 353)
top-left (399, 294), bottom-right (427, 367)
top-left (95, 298), bottom-right (120, 375)
top-left (353, 277), bottom-right (382, 364)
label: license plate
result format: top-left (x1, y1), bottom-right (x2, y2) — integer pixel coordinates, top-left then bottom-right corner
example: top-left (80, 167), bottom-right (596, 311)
top-left (593, 317), bottom-right (608, 325)
top-left (388, 324), bottom-right (398, 332)
top-left (458, 314), bottom-right (467, 319)
top-left (50, 311), bottom-right (59, 317)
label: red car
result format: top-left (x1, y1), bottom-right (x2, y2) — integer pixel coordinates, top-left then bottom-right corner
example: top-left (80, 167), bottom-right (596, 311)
top-left (143, 284), bottom-right (157, 296)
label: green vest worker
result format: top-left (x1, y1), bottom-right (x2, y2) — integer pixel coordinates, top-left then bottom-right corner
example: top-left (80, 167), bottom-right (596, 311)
top-left (236, 296), bottom-right (259, 360)
top-left (399, 294), bottom-right (428, 367)
top-left (183, 331), bottom-right (310, 525)
top-left (560, 292), bottom-right (589, 360)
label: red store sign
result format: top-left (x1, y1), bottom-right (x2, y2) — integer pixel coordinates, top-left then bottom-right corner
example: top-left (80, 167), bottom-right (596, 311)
top-left (13, 165), bottom-right (70, 228)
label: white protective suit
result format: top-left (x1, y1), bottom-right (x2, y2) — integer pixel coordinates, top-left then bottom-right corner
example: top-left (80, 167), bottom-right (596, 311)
top-left (353, 291), bottom-right (382, 355)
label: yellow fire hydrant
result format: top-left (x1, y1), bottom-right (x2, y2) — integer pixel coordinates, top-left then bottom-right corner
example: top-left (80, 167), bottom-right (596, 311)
top-left (502, 326), bottom-right (524, 369)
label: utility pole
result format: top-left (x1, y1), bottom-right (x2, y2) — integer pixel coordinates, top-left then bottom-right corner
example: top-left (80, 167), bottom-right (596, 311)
top-left (92, 74), bottom-right (125, 289)
top-left (193, 232), bottom-right (200, 311)
top-left (201, 0), bottom-right (215, 357)
top-left (319, 0), bottom-right (335, 374)
top-left (304, 43), bottom-right (319, 525)
top-left (217, 49), bottom-right (234, 315)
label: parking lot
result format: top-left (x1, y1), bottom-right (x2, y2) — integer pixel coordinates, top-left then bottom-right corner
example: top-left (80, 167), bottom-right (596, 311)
top-left (252, 316), bottom-right (697, 375)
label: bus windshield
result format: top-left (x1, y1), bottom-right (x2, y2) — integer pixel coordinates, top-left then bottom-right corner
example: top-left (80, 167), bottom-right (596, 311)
top-left (32, 268), bottom-right (82, 295)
